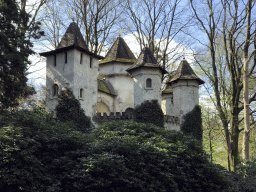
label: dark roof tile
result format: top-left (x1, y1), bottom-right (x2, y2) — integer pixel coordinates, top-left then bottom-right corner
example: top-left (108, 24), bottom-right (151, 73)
top-left (126, 47), bottom-right (167, 74)
top-left (100, 37), bottom-right (136, 64)
top-left (167, 60), bottom-right (204, 85)
top-left (57, 22), bottom-right (88, 50)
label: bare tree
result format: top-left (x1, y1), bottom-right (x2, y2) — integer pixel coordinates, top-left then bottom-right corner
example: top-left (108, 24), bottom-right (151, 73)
top-left (125, 0), bottom-right (191, 72)
top-left (190, 0), bottom-right (256, 171)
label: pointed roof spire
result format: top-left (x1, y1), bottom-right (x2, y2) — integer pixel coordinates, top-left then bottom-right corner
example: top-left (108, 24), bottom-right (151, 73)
top-left (40, 22), bottom-right (103, 59)
top-left (167, 59), bottom-right (204, 85)
top-left (100, 37), bottom-right (136, 64)
top-left (57, 22), bottom-right (88, 50)
top-left (126, 47), bottom-right (167, 74)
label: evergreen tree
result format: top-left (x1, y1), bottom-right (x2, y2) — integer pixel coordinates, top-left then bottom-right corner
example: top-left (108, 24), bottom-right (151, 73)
top-left (0, 0), bottom-right (43, 109)
top-left (180, 105), bottom-right (203, 141)
top-left (55, 88), bottom-right (91, 132)
top-left (134, 100), bottom-right (164, 127)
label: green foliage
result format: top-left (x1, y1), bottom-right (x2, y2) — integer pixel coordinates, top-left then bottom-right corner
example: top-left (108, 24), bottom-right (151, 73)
top-left (236, 158), bottom-right (256, 192)
top-left (134, 100), bottom-right (164, 127)
top-left (55, 88), bottom-right (91, 132)
top-left (59, 121), bottom-right (229, 192)
top-left (0, 108), bottom-right (91, 192)
top-left (0, 109), bottom-right (231, 192)
top-left (0, 0), bottom-right (43, 109)
top-left (181, 105), bottom-right (203, 141)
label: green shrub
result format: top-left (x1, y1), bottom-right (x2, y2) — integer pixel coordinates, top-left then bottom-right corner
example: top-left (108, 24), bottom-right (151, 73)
top-left (0, 108), bottom-right (91, 192)
top-left (180, 105), bottom-right (203, 141)
top-left (60, 121), bottom-right (230, 192)
top-left (0, 109), bottom-right (230, 192)
top-left (55, 88), bottom-right (91, 132)
top-left (133, 100), bottom-right (164, 127)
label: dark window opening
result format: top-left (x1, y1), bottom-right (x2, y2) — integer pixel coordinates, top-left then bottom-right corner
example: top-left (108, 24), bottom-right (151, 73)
top-left (54, 55), bottom-right (56, 66)
top-left (90, 56), bottom-right (93, 68)
top-left (80, 88), bottom-right (83, 98)
top-left (80, 53), bottom-right (83, 64)
top-left (146, 78), bottom-right (152, 88)
top-left (65, 52), bottom-right (67, 63)
top-left (171, 96), bottom-right (173, 104)
top-left (53, 84), bottom-right (58, 96)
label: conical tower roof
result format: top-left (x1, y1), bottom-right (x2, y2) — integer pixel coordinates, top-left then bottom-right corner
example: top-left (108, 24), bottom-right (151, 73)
top-left (167, 59), bottom-right (204, 85)
top-left (126, 47), bottom-right (167, 74)
top-left (57, 22), bottom-right (88, 50)
top-left (40, 22), bottom-right (103, 59)
top-left (100, 37), bottom-right (136, 64)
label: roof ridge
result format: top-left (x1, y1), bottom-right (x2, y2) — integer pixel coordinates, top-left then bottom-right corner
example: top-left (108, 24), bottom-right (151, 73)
top-left (126, 47), bottom-right (167, 74)
top-left (57, 22), bottom-right (88, 50)
top-left (167, 60), bottom-right (204, 85)
top-left (100, 37), bottom-right (136, 64)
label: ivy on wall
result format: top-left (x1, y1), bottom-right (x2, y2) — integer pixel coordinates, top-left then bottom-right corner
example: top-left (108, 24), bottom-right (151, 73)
top-left (134, 99), bottom-right (164, 128)
top-left (180, 105), bottom-right (203, 141)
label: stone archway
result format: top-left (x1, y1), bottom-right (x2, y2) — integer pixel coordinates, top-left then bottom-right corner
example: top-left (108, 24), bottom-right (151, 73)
top-left (96, 102), bottom-right (111, 115)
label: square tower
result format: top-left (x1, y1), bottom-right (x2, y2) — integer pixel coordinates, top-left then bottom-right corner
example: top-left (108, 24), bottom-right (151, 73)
top-left (40, 22), bottom-right (103, 118)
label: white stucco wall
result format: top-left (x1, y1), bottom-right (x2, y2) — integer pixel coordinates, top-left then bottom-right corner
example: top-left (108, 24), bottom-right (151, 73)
top-left (172, 80), bottom-right (199, 124)
top-left (46, 50), bottom-right (75, 113)
top-left (99, 62), bottom-right (134, 112)
top-left (131, 68), bottom-right (162, 107)
top-left (46, 49), bottom-right (99, 119)
top-left (97, 91), bottom-right (115, 114)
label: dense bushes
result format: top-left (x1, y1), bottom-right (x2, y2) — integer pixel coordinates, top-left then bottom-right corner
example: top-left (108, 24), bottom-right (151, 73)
top-left (0, 108), bottom-right (231, 191)
top-left (181, 105), bottom-right (203, 141)
top-left (134, 99), bottom-right (164, 127)
top-left (55, 88), bottom-right (92, 132)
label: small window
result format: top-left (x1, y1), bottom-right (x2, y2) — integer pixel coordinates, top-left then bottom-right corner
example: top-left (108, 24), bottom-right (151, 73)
top-left (80, 53), bottom-right (83, 64)
top-left (53, 84), bottom-right (58, 96)
top-left (90, 56), bottom-right (93, 68)
top-left (54, 55), bottom-right (56, 66)
top-left (146, 78), bottom-right (152, 88)
top-left (80, 88), bottom-right (83, 98)
top-left (65, 52), bottom-right (67, 63)
top-left (171, 96), bottom-right (173, 104)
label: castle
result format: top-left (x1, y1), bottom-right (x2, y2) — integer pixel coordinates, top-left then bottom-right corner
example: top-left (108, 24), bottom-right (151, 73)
top-left (40, 22), bottom-right (204, 130)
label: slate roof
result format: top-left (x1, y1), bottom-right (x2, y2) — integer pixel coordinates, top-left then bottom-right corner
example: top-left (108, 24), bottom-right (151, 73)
top-left (57, 22), bottom-right (88, 50)
top-left (100, 37), bottom-right (136, 64)
top-left (40, 22), bottom-right (103, 59)
top-left (97, 78), bottom-right (117, 96)
top-left (126, 47), bottom-right (167, 74)
top-left (162, 71), bottom-right (176, 94)
top-left (167, 59), bottom-right (205, 85)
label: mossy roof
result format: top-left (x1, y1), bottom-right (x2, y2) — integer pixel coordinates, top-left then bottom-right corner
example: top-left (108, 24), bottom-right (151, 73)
top-left (100, 37), bottom-right (136, 64)
top-left (167, 59), bottom-right (205, 85)
top-left (97, 79), bottom-right (117, 96)
top-left (162, 84), bottom-right (173, 94)
top-left (126, 47), bottom-right (167, 74)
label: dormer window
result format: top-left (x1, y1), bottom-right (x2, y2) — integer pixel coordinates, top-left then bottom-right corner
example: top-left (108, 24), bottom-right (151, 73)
top-left (54, 55), bottom-right (56, 66)
top-left (65, 52), bottom-right (67, 63)
top-left (80, 53), bottom-right (83, 64)
top-left (146, 78), bottom-right (152, 88)
top-left (52, 84), bottom-right (58, 97)
top-left (90, 56), bottom-right (93, 68)
top-left (80, 88), bottom-right (83, 98)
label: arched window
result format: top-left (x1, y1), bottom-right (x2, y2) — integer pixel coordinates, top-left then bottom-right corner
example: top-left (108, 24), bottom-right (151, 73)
top-left (80, 88), bottom-right (83, 98)
top-left (146, 78), bottom-right (152, 88)
top-left (52, 84), bottom-right (58, 96)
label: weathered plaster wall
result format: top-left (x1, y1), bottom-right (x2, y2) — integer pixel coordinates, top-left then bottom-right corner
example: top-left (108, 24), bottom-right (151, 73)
top-left (172, 80), bottom-right (199, 124)
top-left (99, 62), bottom-right (134, 112)
top-left (46, 50), bottom-right (75, 113)
top-left (73, 49), bottom-right (98, 118)
top-left (132, 68), bottom-right (162, 107)
top-left (97, 91), bottom-right (115, 114)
